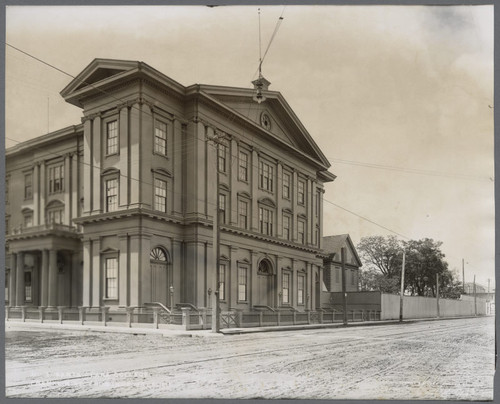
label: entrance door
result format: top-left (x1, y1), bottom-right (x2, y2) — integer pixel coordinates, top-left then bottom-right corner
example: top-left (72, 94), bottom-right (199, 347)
top-left (151, 262), bottom-right (168, 306)
top-left (257, 274), bottom-right (272, 306)
top-left (150, 247), bottom-right (170, 307)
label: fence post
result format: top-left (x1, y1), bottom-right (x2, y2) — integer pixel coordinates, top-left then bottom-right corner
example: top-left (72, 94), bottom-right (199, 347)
top-left (318, 310), bottom-right (324, 324)
top-left (39, 307), bottom-right (45, 323)
top-left (126, 307), bottom-right (134, 328)
top-left (5, 307), bottom-right (10, 321)
top-left (57, 306), bottom-right (64, 324)
top-left (101, 306), bottom-right (109, 326)
top-left (307, 311), bottom-right (311, 324)
top-left (277, 311), bottom-right (281, 326)
top-left (259, 311), bottom-right (263, 327)
top-left (78, 306), bottom-right (86, 325)
top-left (152, 307), bottom-right (159, 329)
top-left (235, 309), bottom-right (243, 327)
top-left (293, 311), bottom-right (296, 325)
top-left (21, 306), bottom-right (26, 322)
top-left (181, 308), bottom-right (191, 331)
top-left (200, 308), bottom-right (207, 329)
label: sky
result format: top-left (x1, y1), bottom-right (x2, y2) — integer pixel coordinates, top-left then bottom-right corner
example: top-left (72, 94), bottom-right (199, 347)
top-left (5, 5), bottom-right (495, 288)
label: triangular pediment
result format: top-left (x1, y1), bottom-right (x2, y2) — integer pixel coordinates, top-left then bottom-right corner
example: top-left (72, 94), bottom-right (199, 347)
top-left (60, 58), bottom-right (142, 107)
top-left (199, 87), bottom-right (333, 172)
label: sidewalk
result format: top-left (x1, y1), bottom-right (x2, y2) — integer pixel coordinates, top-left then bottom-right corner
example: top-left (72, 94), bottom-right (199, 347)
top-left (6, 315), bottom-right (480, 337)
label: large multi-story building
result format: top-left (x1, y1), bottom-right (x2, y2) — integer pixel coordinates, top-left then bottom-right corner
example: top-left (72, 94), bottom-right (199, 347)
top-left (5, 58), bottom-right (336, 314)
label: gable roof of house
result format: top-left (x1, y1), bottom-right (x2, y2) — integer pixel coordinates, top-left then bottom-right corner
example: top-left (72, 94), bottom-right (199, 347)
top-left (323, 234), bottom-right (362, 267)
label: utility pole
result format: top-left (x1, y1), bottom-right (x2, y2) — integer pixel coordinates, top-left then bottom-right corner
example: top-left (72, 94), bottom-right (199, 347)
top-left (341, 247), bottom-right (348, 326)
top-left (207, 130), bottom-right (225, 333)
top-left (462, 258), bottom-right (465, 294)
top-left (473, 275), bottom-right (477, 316)
top-left (399, 250), bottom-right (405, 322)
top-left (436, 273), bottom-right (440, 318)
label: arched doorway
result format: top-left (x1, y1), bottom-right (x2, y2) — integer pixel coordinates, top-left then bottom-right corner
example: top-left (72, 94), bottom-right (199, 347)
top-left (257, 258), bottom-right (274, 307)
top-left (150, 247), bottom-right (171, 307)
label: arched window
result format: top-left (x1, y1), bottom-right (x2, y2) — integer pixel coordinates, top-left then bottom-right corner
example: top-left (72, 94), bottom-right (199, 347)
top-left (150, 247), bottom-right (168, 262)
top-left (258, 258), bottom-right (273, 275)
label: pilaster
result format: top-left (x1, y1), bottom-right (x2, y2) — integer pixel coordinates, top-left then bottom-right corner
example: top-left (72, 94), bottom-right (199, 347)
top-left (47, 249), bottom-right (58, 307)
top-left (91, 115), bottom-right (102, 214)
top-left (15, 252), bottom-right (25, 306)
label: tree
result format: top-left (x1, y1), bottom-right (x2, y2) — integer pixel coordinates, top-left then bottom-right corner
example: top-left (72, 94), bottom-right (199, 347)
top-left (357, 236), bottom-right (461, 299)
top-left (357, 235), bottom-right (404, 278)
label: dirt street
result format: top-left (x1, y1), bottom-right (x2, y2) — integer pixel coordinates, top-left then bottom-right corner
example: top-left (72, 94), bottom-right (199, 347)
top-left (5, 316), bottom-right (495, 400)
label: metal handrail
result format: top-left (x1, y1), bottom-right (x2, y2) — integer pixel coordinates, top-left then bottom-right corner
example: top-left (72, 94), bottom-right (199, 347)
top-left (145, 302), bottom-right (171, 314)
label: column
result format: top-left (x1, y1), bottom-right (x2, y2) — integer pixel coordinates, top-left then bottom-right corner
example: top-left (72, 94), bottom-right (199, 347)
top-left (306, 178), bottom-right (313, 245)
top-left (83, 117), bottom-right (93, 214)
top-left (230, 138), bottom-right (238, 226)
top-left (307, 262), bottom-right (313, 311)
top-left (91, 238), bottom-right (101, 308)
top-left (64, 153), bottom-right (71, 225)
top-left (47, 249), bottom-right (58, 307)
top-left (9, 253), bottom-right (17, 307)
top-left (40, 249), bottom-right (49, 307)
top-left (172, 239), bottom-right (183, 306)
top-left (71, 252), bottom-right (80, 307)
top-left (129, 104), bottom-right (141, 208)
top-left (33, 163), bottom-right (40, 225)
top-left (319, 189), bottom-right (324, 250)
top-left (172, 119), bottom-right (183, 215)
top-left (15, 252), bottom-right (25, 306)
top-left (82, 239), bottom-right (92, 307)
top-left (276, 256), bottom-right (282, 308)
top-left (118, 235), bottom-right (129, 307)
top-left (140, 103), bottom-right (153, 209)
top-left (39, 163), bottom-right (46, 225)
top-left (118, 106), bottom-right (129, 209)
top-left (92, 115), bottom-right (102, 214)
top-left (71, 153), bottom-right (78, 225)
top-left (276, 162), bottom-right (283, 237)
top-left (250, 251), bottom-right (259, 308)
top-left (292, 170), bottom-right (298, 242)
top-left (251, 149), bottom-right (259, 231)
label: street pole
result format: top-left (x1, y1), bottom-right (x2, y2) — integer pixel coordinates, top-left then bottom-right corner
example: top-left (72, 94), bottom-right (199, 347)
top-left (436, 273), bottom-right (440, 318)
top-left (341, 247), bottom-right (348, 326)
top-left (462, 258), bottom-right (465, 294)
top-left (399, 250), bottom-right (405, 322)
top-left (473, 275), bottom-right (477, 317)
top-left (207, 131), bottom-right (223, 333)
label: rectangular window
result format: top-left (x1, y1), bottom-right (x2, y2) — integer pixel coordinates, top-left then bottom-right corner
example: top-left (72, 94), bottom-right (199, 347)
top-left (282, 272), bottom-right (290, 304)
top-left (106, 178), bottom-right (118, 212)
top-left (219, 264), bottom-right (226, 301)
top-left (283, 214), bottom-right (290, 240)
top-left (298, 180), bottom-right (305, 205)
top-left (5, 273), bottom-right (9, 302)
top-left (24, 213), bottom-right (33, 228)
top-left (259, 160), bottom-right (274, 192)
top-left (219, 194), bottom-right (226, 224)
top-left (298, 275), bottom-right (305, 305)
top-left (48, 165), bottom-right (64, 194)
top-left (238, 151), bottom-right (248, 181)
top-left (154, 120), bottom-right (167, 155)
top-left (106, 120), bottom-right (118, 155)
top-left (105, 258), bottom-right (118, 299)
top-left (239, 200), bottom-right (248, 229)
top-left (24, 173), bottom-right (32, 199)
top-left (283, 172), bottom-right (290, 199)
top-left (238, 266), bottom-right (247, 301)
top-left (259, 207), bottom-right (273, 236)
top-left (298, 220), bottom-right (305, 244)
top-left (24, 271), bottom-right (32, 302)
top-left (351, 270), bottom-right (356, 286)
top-left (154, 178), bottom-right (167, 212)
top-left (218, 144), bottom-right (227, 173)
top-left (335, 267), bottom-right (340, 283)
top-left (47, 209), bottom-right (64, 224)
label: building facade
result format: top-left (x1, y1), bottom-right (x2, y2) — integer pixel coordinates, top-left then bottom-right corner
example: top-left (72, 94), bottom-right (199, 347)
top-left (5, 58), bottom-right (336, 313)
top-left (322, 234), bottom-right (362, 293)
